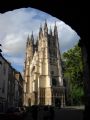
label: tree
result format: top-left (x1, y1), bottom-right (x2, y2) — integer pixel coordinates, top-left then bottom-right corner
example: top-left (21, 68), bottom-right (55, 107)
top-left (62, 43), bottom-right (84, 105)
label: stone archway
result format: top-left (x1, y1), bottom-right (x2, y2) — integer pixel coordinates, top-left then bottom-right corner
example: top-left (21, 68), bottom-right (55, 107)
top-left (28, 98), bottom-right (31, 106)
top-left (0, 0), bottom-right (89, 119)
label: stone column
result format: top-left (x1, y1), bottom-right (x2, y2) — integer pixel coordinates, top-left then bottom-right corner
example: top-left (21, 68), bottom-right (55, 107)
top-left (79, 39), bottom-right (90, 119)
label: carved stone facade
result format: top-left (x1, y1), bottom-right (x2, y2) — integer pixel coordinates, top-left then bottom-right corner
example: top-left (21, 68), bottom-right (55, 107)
top-left (23, 21), bottom-right (65, 107)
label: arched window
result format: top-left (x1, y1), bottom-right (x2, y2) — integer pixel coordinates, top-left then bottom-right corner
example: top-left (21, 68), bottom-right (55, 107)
top-left (52, 78), bottom-right (57, 86)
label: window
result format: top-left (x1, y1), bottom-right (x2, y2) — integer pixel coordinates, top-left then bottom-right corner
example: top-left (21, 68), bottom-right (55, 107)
top-left (3, 62), bottom-right (6, 75)
top-left (53, 41), bottom-right (56, 46)
top-left (0, 61), bottom-right (2, 66)
top-left (52, 78), bottom-right (57, 86)
top-left (48, 40), bottom-right (50, 46)
top-left (51, 71), bottom-right (54, 75)
top-left (2, 79), bottom-right (5, 93)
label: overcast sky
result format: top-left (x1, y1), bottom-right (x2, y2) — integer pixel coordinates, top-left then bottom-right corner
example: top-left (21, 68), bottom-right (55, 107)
top-left (0, 7), bottom-right (80, 73)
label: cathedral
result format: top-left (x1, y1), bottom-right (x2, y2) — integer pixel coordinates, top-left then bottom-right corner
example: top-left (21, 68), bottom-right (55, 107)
top-left (23, 21), bottom-right (65, 107)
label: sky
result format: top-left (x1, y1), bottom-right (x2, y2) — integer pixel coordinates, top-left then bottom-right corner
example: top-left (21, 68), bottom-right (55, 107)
top-left (0, 7), bottom-right (80, 73)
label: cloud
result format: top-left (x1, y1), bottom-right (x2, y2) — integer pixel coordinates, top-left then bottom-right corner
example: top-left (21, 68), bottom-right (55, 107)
top-left (0, 7), bottom-right (80, 72)
top-left (57, 22), bottom-right (80, 52)
top-left (2, 33), bottom-right (26, 56)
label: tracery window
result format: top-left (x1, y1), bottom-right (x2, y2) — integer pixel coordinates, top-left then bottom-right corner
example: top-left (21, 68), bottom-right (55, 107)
top-left (52, 78), bottom-right (57, 86)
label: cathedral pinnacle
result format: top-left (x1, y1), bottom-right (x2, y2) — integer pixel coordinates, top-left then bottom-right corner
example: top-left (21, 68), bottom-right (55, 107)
top-left (44, 19), bottom-right (48, 36)
top-left (39, 24), bottom-right (42, 32)
top-left (31, 31), bottom-right (34, 42)
top-left (54, 21), bottom-right (58, 37)
top-left (26, 35), bottom-right (30, 46)
top-left (44, 19), bottom-right (47, 28)
top-left (27, 35), bottom-right (29, 41)
top-left (54, 21), bottom-right (57, 30)
top-left (50, 26), bottom-right (52, 35)
top-left (39, 24), bottom-right (43, 38)
top-left (44, 19), bottom-right (48, 30)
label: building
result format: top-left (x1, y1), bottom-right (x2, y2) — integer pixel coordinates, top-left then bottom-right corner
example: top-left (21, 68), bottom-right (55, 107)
top-left (7, 66), bottom-right (15, 108)
top-left (7, 68), bottom-right (24, 108)
top-left (23, 21), bottom-right (65, 107)
top-left (0, 53), bottom-right (10, 112)
top-left (0, 53), bottom-right (24, 112)
top-left (15, 71), bottom-right (24, 107)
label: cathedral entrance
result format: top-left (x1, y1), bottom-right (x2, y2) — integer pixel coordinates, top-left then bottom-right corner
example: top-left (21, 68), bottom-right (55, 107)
top-left (28, 98), bottom-right (31, 106)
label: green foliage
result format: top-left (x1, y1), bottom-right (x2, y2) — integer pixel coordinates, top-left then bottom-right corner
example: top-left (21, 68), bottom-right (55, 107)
top-left (62, 44), bottom-right (84, 105)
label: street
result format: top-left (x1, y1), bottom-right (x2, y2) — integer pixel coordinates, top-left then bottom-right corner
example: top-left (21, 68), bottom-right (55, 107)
top-left (24, 107), bottom-right (84, 120)
top-left (0, 106), bottom-right (84, 120)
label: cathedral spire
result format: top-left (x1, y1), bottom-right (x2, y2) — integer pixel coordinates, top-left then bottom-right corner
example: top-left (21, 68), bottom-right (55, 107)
top-left (50, 26), bottom-right (52, 35)
top-left (39, 24), bottom-right (42, 32)
top-left (44, 19), bottom-right (48, 36)
top-left (26, 35), bottom-right (30, 46)
top-left (31, 31), bottom-right (34, 40)
top-left (44, 19), bottom-right (47, 28)
top-left (39, 24), bottom-right (43, 38)
top-left (30, 31), bottom-right (34, 43)
top-left (36, 37), bottom-right (38, 46)
top-left (54, 21), bottom-right (58, 37)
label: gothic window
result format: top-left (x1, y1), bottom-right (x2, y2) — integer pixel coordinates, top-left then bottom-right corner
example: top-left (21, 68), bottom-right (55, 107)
top-left (51, 49), bottom-right (56, 57)
top-left (52, 78), bottom-right (57, 86)
top-left (53, 40), bottom-right (56, 47)
top-left (28, 98), bottom-right (31, 106)
top-left (48, 40), bottom-right (50, 46)
top-left (2, 79), bottom-right (5, 93)
top-left (49, 51), bottom-right (51, 56)
top-left (53, 50), bottom-right (56, 56)
top-left (50, 58), bottom-right (51, 63)
top-left (51, 71), bottom-right (54, 75)
top-left (51, 51), bottom-right (54, 57)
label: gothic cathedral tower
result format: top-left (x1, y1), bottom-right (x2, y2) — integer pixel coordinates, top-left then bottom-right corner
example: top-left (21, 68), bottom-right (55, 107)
top-left (23, 21), bottom-right (65, 107)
